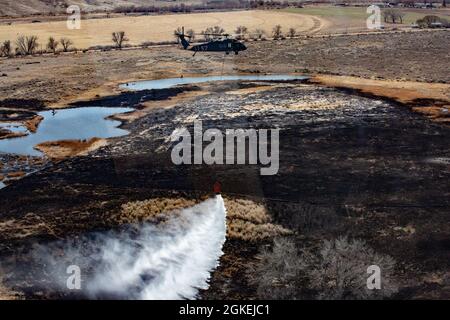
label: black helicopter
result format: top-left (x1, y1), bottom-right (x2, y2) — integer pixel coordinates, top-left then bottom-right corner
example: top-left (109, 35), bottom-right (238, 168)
top-left (176, 27), bottom-right (246, 56)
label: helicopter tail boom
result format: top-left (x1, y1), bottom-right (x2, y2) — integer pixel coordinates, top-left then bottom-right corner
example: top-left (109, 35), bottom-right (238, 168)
top-left (180, 35), bottom-right (190, 50)
top-left (176, 27), bottom-right (190, 50)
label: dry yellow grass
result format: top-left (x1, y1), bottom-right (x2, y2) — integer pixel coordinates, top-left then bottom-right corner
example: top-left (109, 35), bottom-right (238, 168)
top-left (110, 196), bottom-right (291, 241)
top-left (0, 213), bottom-right (56, 239)
top-left (34, 137), bottom-right (108, 159)
top-left (111, 197), bottom-right (199, 225)
top-left (0, 10), bottom-right (324, 49)
top-left (24, 115), bottom-right (43, 133)
top-left (224, 197), bottom-right (291, 242)
top-left (313, 74), bottom-right (450, 123)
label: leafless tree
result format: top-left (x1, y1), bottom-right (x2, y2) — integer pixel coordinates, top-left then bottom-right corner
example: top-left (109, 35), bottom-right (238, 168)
top-left (251, 236), bottom-right (398, 300)
top-left (112, 31), bottom-right (129, 49)
top-left (383, 9), bottom-right (405, 24)
top-left (383, 9), bottom-right (393, 23)
top-left (212, 26), bottom-right (225, 35)
top-left (174, 27), bottom-right (183, 43)
top-left (235, 25), bottom-right (248, 40)
top-left (15, 36), bottom-right (27, 55)
top-left (272, 25), bottom-right (283, 39)
top-left (47, 37), bottom-right (58, 54)
top-left (60, 38), bottom-right (73, 52)
top-left (249, 238), bottom-right (303, 299)
top-left (254, 28), bottom-right (266, 40)
top-left (203, 26), bottom-right (225, 41)
top-left (396, 11), bottom-right (405, 24)
top-left (186, 29), bottom-right (195, 41)
top-left (288, 27), bottom-right (296, 38)
top-left (0, 40), bottom-right (12, 57)
top-left (203, 27), bottom-right (214, 41)
top-left (16, 35), bottom-right (39, 55)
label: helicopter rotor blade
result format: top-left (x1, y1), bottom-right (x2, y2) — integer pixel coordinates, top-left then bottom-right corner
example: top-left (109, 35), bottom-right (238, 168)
top-left (200, 33), bottom-right (232, 37)
top-left (175, 32), bottom-right (193, 38)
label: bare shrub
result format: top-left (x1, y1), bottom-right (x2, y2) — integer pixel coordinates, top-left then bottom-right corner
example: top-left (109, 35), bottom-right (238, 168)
top-left (202, 27), bottom-right (213, 41)
top-left (47, 37), bottom-right (58, 54)
top-left (173, 27), bottom-right (195, 42)
top-left (15, 35), bottom-right (39, 55)
top-left (212, 26), bottom-right (225, 36)
top-left (250, 237), bottom-right (303, 299)
top-left (112, 31), bottom-right (129, 49)
top-left (416, 15), bottom-right (449, 28)
top-left (267, 201), bottom-right (342, 235)
top-left (272, 25), bottom-right (283, 39)
top-left (235, 25), bottom-right (248, 40)
top-left (251, 236), bottom-right (399, 300)
top-left (0, 40), bottom-right (12, 57)
top-left (60, 38), bottom-right (73, 52)
top-left (288, 27), bottom-right (296, 38)
top-left (15, 36), bottom-right (27, 55)
top-left (26, 35), bottom-right (39, 55)
top-left (253, 28), bottom-right (266, 40)
top-left (202, 26), bottom-right (225, 41)
top-left (308, 237), bottom-right (398, 299)
top-left (383, 9), bottom-right (405, 24)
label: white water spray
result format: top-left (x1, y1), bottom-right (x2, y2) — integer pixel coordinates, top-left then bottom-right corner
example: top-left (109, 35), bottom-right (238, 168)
top-left (31, 196), bottom-right (227, 299)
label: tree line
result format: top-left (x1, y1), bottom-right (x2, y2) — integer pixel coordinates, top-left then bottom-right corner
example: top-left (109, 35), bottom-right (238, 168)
top-left (1, 24), bottom-right (302, 59)
top-left (113, 0), bottom-right (301, 14)
top-left (0, 36), bottom-right (74, 57)
top-left (174, 24), bottom-right (298, 42)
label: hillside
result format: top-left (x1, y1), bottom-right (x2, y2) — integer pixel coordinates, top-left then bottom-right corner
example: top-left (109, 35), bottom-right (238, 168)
top-left (0, 0), bottom-right (202, 17)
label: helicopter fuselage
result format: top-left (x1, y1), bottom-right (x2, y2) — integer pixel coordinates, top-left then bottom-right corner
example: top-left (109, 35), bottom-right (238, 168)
top-left (190, 39), bottom-right (247, 55)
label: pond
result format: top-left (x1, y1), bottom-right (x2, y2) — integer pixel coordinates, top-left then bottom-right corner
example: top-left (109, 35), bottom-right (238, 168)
top-left (122, 74), bottom-right (308, 91)
top-left (0, 107), bottom-right (132, 156)
top-left (0, 74), bottom-right (307, 157)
